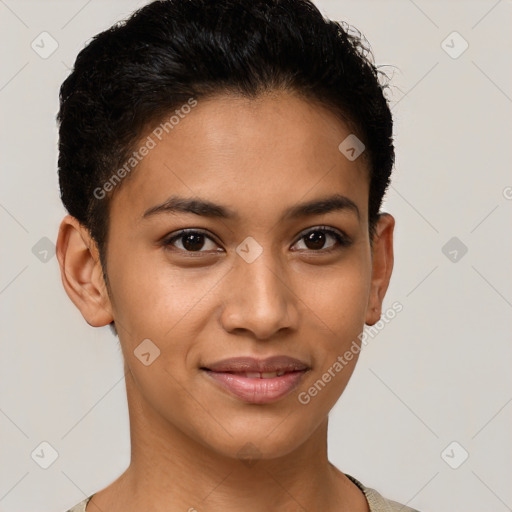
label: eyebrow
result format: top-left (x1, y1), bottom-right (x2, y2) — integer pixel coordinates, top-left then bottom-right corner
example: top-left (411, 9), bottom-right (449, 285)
top-left (142, 193), bottom-right (360, 221)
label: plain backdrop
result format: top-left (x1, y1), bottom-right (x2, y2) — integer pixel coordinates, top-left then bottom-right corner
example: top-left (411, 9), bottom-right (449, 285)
top-left (1, 1), bottom-right (511, 511)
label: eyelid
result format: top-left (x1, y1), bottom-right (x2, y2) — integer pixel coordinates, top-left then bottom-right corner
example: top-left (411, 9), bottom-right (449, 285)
top-left (291, 225), bottom-right (351, 248)
top-left (163, 228), bottom-right (224, 251)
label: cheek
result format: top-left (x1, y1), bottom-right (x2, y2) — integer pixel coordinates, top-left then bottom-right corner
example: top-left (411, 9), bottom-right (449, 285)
top-left (293, 253), bottom-right (371, 404)
top-left (107, 252), bottom-right (207, 340)
top-left (296, 253), bottom-right (371, 335)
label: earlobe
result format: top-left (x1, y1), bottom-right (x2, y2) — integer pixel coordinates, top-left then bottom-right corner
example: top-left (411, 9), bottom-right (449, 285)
top-left (56, 215), bottom-right (114, 327)
top-left (365, 213), bottom-right (395, 326)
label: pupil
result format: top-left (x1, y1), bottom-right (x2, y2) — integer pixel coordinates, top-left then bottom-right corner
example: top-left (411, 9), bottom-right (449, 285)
top-left (183, 233), bottom-right (205, 251)
top-left (305, 231), bottom-right (325, 250)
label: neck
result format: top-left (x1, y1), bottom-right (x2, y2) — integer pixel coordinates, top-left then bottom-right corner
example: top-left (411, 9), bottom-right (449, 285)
top-left (93, 369), bottom-right (367, 512)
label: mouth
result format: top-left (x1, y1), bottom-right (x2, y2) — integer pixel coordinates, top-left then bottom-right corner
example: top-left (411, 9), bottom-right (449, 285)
top-left (200, 356), bottom-right (310, 404)
top-left (210, 370), bottom-right (290, 378)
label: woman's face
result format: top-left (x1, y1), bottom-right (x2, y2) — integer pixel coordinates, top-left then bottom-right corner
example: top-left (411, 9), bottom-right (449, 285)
top-left (100, 90), bottom-right (393, 459)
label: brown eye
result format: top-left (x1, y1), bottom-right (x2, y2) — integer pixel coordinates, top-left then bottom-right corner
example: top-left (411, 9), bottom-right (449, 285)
top-left (181, 233), bottom-right (206, 251)
top-left (292, 227), bottom-right (351, 252)
top-left (303, 230), bottom-right (327, 250)
top-left (164, 230), bottom-right (221, 252)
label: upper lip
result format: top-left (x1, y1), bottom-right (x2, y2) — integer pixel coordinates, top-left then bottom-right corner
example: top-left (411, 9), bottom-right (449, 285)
top-left (202, 356), bottom-right (309, 373)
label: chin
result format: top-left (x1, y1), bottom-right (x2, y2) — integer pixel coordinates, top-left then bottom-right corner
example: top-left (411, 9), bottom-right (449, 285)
top-left (190, 414), bottom-right (320, 463)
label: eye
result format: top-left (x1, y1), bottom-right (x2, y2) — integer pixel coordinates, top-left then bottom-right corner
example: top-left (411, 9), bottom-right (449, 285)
top-left (291, 226), bottom-right (351, 252)
top-left (163, 229), bottom-right (223, 253)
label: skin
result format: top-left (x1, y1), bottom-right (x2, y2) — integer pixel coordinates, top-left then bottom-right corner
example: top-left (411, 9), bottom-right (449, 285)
top-left (57, 90), bottom-right (394, 512)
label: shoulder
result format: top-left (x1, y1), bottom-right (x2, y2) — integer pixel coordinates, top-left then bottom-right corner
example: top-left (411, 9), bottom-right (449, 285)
top-left (65, 495), bottom-right (93, 512)
top-left (345, 473), bottom-right (421, 512)
top-left (65, 478), bottom-right (419, 512)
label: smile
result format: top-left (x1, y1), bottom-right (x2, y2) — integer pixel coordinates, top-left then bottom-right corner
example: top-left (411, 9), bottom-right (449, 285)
top-left (201, 356), bottom-right (310, 404)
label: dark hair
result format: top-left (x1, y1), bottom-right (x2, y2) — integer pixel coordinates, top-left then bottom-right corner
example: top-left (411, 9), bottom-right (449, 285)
top-left (57, 0), bottom-right (394, 273)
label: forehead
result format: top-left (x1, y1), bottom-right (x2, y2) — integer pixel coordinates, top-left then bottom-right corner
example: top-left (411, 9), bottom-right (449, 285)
top-left (110, 90), bottom-right (370, 225)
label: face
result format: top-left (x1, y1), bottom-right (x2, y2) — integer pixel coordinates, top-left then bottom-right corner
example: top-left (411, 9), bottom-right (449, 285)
top-left (60, 90), bottom-right (394, 461)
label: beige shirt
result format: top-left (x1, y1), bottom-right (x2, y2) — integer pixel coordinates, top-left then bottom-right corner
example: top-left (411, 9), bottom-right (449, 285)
top-left (65, 473), bottom-right (420, 511)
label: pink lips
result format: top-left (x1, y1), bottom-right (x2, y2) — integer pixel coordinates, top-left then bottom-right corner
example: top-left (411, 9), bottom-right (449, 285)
top-left (201, 356), bottom-right (309, 404)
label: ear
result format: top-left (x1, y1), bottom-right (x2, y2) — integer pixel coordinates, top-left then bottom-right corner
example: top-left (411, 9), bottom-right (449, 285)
top-left (56, 215), bottom-right (113, 327)
top-left (365, 213), bottom-right (395, 326)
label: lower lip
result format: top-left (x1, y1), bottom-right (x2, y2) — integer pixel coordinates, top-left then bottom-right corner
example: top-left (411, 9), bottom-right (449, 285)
top-left (203, 370), bottom-right (307, 404)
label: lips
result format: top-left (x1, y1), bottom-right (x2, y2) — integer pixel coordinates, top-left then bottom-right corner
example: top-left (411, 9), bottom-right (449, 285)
top-left (203, 355), bottom-right (308, 373)
top-left (229, 370), bottom-right (287, 378)
top-left (201, 356), bottom-right (310, 404)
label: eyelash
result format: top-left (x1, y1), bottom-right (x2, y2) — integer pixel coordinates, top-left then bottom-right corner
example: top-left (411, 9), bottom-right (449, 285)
top-left (162, 226), bottom-right (351, 254)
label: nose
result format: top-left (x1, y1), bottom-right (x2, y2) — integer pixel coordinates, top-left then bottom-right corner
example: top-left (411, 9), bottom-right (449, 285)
top-left (219, 249), bottom-right (299, 340)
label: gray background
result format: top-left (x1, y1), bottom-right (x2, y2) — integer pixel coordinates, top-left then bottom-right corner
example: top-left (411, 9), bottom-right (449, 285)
top-left (1, 1), bottom-right (511, 511)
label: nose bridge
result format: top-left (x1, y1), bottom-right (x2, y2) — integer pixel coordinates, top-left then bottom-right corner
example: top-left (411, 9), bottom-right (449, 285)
top-left (220, 243), bottom-right (297, 338)
top-left (243, 253), bottom-right (283, 306)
